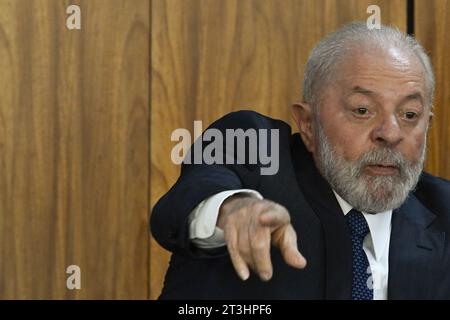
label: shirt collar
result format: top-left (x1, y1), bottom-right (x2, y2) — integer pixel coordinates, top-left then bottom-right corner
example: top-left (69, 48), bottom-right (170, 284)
top-left (332, 190), bottom-right (392, 261)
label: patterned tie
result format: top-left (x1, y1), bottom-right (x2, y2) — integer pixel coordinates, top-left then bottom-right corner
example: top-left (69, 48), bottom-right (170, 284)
top-left (346, 209), bottom-right (373, 300)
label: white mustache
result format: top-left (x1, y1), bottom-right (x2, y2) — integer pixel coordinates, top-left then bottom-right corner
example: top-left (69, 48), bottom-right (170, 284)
top-left (355, 148), bottom-right (410, 176)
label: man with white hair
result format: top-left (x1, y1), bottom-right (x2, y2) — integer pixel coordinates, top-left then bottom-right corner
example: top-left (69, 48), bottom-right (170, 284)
top-left (151, 22), bottom-right (450, 299)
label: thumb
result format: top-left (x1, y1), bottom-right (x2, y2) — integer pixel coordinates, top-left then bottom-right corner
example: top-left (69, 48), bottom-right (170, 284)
top-left (274, 225), bottom-right (307, 269)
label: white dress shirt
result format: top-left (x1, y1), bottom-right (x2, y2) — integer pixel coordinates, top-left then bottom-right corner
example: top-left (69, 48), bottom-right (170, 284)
top-left (189, 189), bottom-right (392, 300)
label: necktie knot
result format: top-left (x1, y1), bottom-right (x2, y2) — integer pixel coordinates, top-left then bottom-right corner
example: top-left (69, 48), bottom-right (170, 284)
top-left (346, 209), bottom-right (370, 239)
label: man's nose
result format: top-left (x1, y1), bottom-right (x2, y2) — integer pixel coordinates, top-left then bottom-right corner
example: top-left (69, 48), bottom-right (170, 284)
top-left (370, 114), bottom-right (404, 147)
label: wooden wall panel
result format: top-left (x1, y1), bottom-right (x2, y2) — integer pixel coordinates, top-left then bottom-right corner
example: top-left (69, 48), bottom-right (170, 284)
top-left (150, 0), bottom-right (407, 299)
top-left (0, 0), bottom-right (150, 299)
top-left (415, 0), bottom-right (450, 179)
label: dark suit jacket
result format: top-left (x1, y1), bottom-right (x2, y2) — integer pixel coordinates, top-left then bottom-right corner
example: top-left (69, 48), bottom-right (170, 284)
top-left (151, 110), bottom-right (450, 299)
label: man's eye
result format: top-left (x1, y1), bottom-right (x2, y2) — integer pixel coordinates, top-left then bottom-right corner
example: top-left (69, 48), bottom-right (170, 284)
top-left (354, 107), bottom-right (369, 115)
top-left (405, 111), bottom-right (418, 120)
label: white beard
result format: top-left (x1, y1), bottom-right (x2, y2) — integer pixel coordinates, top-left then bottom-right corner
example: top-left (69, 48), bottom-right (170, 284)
top-left (313, 121), bottom-right (426, 213)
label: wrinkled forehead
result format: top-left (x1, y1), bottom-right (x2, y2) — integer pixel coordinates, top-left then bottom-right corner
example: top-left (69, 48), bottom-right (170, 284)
top-left (339, 45), bottom-right (424, 74)
top-left (334, 46), bottom-right (427, 97)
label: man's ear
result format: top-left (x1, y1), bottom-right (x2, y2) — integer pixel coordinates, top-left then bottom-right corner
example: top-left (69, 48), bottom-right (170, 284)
top-left (291, 102), bottom-right (315, 153)
top-left (427, 108), bottom-right (434, 131)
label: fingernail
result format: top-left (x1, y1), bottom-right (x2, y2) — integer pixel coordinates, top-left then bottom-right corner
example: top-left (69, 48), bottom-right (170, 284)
top-left (299, 256), bottom-right (307, 267)
top-left (240, 269), bottom-right (249, 281)
top-left (260, 272), bottom-right (271, 281)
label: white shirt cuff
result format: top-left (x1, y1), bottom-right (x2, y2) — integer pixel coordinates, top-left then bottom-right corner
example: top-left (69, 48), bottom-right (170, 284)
top-left (189, 189), bottom-right (263, 249)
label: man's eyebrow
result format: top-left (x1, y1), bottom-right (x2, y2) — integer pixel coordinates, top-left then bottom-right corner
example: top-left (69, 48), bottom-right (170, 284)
top-left (350, 86), bottom-right (375, 96)
top-left (403, 92), bottom-right (423, 102)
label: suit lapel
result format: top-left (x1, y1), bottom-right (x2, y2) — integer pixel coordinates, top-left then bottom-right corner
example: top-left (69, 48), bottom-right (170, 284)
top-left (291, 134), bottom-right (352, 299)
top-left (388, 194), bottom-right (446, 299)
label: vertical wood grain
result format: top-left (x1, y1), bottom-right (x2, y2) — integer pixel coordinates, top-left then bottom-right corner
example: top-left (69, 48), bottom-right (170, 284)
top-left (0, 0), bottom-right (150, 299)
top-left (150, 0), bottom-right (407, 299)
top-left (414, 0), bottom-right (450, 179)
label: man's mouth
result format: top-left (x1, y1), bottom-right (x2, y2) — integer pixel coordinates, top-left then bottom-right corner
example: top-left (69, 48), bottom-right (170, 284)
top-left (365, 164), bottom-right (399, 176)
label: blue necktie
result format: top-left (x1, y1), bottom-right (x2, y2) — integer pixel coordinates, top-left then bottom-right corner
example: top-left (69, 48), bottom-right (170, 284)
top-left (346, 209), bottom-right (373, 300)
